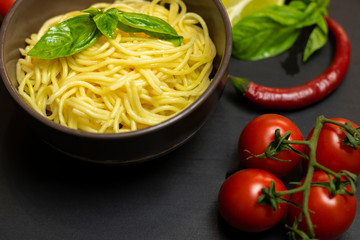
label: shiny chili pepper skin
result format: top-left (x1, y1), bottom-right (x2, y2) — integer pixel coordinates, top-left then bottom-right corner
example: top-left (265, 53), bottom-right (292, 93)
top-left (230, 17), bottom-right (351, 110)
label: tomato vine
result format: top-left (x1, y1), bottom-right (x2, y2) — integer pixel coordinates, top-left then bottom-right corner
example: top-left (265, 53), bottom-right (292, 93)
top-left (258, 115), bottom-right (358, 239)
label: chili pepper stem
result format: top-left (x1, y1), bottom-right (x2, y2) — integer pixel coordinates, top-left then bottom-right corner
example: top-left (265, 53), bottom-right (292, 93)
top-left (228, 75), bottom-right (250, 96)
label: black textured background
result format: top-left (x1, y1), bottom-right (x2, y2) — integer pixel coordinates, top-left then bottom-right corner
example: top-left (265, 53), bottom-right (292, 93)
top-left (0, 0), bottom-right (359, 239)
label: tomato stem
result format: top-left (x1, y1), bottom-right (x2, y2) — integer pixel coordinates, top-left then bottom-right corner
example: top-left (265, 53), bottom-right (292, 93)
top-left (283, 140), bottom-right (310, 146)
top-left (265, 115), bottom-right (358, 239)
top-left (298, 115), bottom-right (326, 237)
top-left (323, 118), bottom-right (360, 149)
top-left (313, 162), bottom-right (339, 177)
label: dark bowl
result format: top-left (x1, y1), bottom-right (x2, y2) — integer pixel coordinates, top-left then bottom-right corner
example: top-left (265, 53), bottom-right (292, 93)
top-left (0, 0), bottom-right (232, 164)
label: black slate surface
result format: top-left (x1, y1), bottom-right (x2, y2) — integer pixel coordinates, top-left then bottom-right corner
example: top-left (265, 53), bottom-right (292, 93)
top-left (0, 0), bottom-right (360, 239)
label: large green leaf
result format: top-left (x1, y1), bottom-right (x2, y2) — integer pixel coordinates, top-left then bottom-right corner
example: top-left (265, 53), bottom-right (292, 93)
top-left (28, 14), bottom-right (101, 59)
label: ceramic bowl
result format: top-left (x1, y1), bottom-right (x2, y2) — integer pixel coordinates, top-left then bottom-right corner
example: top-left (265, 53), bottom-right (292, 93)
top-left (0, 0), bottom-right (232, 164)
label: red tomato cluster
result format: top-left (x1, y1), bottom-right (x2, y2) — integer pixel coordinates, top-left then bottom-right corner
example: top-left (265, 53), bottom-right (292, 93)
top-left (218, 114), bottom-right (359, 239)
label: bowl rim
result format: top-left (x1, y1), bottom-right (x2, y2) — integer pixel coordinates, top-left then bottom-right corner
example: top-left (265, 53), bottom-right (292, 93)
top-left (0, 0), bottom-right (232, 140)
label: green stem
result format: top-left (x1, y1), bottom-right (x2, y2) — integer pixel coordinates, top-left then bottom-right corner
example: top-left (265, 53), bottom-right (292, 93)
top-left (283, 140), bottom-right (310, 146)
top-left (276, 185), bottom-right (306, 196)
top-left (297, 115), bottom-right (328, 237)
top-left (259, 115), bottom-right (358, 239)
top-left (313, 162), bottom-right (340, 178)
top-left (275, 115), bottom-right (325, 238)
top-left (228, 75), bottom-right (251, 95)
top-left (323, 118), bottom-right (349, 128)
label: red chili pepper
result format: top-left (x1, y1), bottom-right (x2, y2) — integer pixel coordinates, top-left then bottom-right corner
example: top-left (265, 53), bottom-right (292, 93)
top-left (230, 17), bottom-right (351, 110)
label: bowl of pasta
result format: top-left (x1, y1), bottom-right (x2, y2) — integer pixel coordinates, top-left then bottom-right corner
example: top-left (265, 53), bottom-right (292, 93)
top-left (0, 0), bottom-right (231, 163)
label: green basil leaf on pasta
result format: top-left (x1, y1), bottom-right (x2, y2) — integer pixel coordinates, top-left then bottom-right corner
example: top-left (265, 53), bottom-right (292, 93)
top-left (93, 10), bottom-right (118, 39)
top-left (116, 10), bottom-right (184, 46)
top-left (28, 7), bottom-right (184, 59)
top-left (82, 7), bottom-right (101, 16)
top-left (28, 14), bottom-right (101, 59)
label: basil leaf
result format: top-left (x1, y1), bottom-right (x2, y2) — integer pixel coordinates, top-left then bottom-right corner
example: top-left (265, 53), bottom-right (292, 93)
top-left (82, 7), bottom-right (101, 17)
top-left (303, 16), bottom-right (328, 62)
top-left (232, 15), bottom-right (301, 60)
top-left (294, 1), bottom-right (328, 62)
top-left (93, 10), bottom-right (118, 39)
top-left (27, 7), bottom-right (184, 59)
top-left (248, 5), bottom-right (304, 26)
top-left (292, 0), bottom-right (329, 14)
top-left (28, 14), bottom-right (101, 59)
top-left (288, 1), bottom-right (307, 11)
top-left (315, 0), bottom-right (330, 15)
top-left (115, 10), bottom-right (184, 46)
top-left (231, 0), bottom-right (329, 62)
top-left (294, 3), bottom-right (322, 28)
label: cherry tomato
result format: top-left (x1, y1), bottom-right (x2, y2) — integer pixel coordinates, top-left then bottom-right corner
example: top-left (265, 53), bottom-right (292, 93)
top-left (287, 171), bottom-right (357, 240)
top-left (0, 0), bottom-right (15, 17)
top-left (218, 169), bottom-right (289, 232)
top-left (238, 114), bottom-right (304, 177)
top-left (303, 118), bottom-right (360, 175)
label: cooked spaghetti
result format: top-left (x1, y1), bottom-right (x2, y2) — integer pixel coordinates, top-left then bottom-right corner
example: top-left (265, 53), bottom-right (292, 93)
top-left (16, 0), bottom-right (216, 133)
